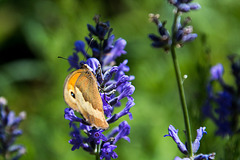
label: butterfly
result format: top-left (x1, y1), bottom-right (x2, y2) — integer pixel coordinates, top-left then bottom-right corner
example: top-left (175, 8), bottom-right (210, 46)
top-left (63, 64), bottom-right (109, 129)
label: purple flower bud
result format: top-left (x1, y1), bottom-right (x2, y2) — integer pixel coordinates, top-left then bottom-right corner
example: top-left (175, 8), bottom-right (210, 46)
top-left (74, 40), bottom-right (85, 52)
top-left (69, 138), bottom-right (83, 151)
top-left (86, 58), bottom-right (100, 74)
top-left (113, 121), bottom-right (131, 144)
top-left (12, 130), bottom-right (23, 136)
top-left (149, 34), bottom-right (161, 41)
top-left (178, 4), bottom-right (191, 12)
top-left (101, 93), bottom-right (113, 117)
top-left (87, 24), bottom-right (97, 36)
top-left (192, 127), bottom-right (207, 153)
top-left (103, 34), bottom-right (115, 53)
top-left (103, 38), bottom-right (127, 66)
top-left (88, 130), bottom-right (107, 145)
top-left (182, 33), bottom-right (198, 42)
top-left (210, 63), bottom-right (224, 80)
top-left (116, 75), bottom-right (130, 87)
top-left (189, 3), bottom-right (201, 10)
top-left (103, 66), bottom-right (119, 85)
top-left (115, 60), bottom-right (130, 79)
top-left (104, 83), bottom-right (117, 92)
top-left (64, 108), bottom-right (86, 126)
top-left (164, 125), bottom-right (188, 154)
top-left (194, 153), bottom-right (216, 160)
top-left (117, 82), bottom-right (135, 100)
top-left (96, 21), bottom-right (110, 40)
top-left (108, 97), bottom-right (135, 123)
top-left (68, 52), bottom-right (80, 70)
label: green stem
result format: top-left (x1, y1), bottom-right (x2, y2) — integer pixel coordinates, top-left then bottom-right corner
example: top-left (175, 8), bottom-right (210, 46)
top-left (170, 11), bottom-right (193, 157)
top-left (95, 144), bottom-right (100, 160)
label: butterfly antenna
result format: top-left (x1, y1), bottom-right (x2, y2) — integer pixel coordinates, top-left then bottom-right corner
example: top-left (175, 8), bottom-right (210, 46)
top-left (58, 56), bottom-right (68, 61)
top-left (86, 38), bottom-right (94, 54)
top-left (58, 56), bottom-right (79, 65)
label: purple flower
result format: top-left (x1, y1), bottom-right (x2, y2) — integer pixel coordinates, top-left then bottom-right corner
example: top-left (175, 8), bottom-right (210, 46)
top-left (210, 63), bottom-right (224, 80)
top-left (107, 97), bottom-right (135, 124)
top-left (69, 123), bottom-right (93, 152)
top-left (88, 129), bottom-right (107, 145)
top-left (168, 0), bottom-right (201, 12)
top-left (103, 38), bottom-right (127, 66)
top-left (148, 14), bottom-right (171, 50)
top-left (149, 9), bottom-right (199, 51)
top-left (102, 66), bottom-right (119, 85)
top-left (103, 35), bottom-right (115, 53)
top-left (113, 121), bottom-right (131, 144)
top-left (68, 52), bottom-right (80, 70)
top-left (175, 17), bottom-right (198, 45)
top-left (74, 40), bottom-right (85, 53)
top-left (203, 58), bottom-right (240, 137)
top-left (69, 124), bottom-right (84, 151)
top-left (114, 60), bottom-right (131, 81)
top-left (64, 108), bottom-right (87, 127)
top-left (87, 18), bottom-right (110, 41)
top-left (0, 97), bottom-right (26, 159)
top-left (100, 142), bottom-right (118, 160)
top-left (86, 57), bottom-right (100, 74)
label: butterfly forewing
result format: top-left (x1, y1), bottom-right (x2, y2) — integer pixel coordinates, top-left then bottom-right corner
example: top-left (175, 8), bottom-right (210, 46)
top-left (74, 69), bottom-right (109, 129)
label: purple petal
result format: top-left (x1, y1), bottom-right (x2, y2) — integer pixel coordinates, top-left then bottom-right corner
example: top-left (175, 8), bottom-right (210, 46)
top-left (86, 58), bottom-right (100, 74)
top-left (64, 108), bottom-right (84, 126)
top-left (192, 127), bottom-right (207, 153)
top-left (103, 38), bottom-right (127, 66)
top-left (194, 153), bottom-right (215, 160)
top-left (210, 64), bottom-right (224, 80)
top-left (189, 3), bottom-right (201, 10)
top-left (182, 33), bottom-right (198, 42)
top-left (108, 97), bottom-right (135, 123)
top-left (117, 82), bottom-right (135, 100)
top-left (164, 125), bottom-right (188, 154)
top-left (103, 66), bottom-right (119, 85)
top-left (178, 4), bottom-right (191, 12)
top-left (100, 142), bottom-right (118, 160)
top-left (113, 121), bottom-right (131, 144)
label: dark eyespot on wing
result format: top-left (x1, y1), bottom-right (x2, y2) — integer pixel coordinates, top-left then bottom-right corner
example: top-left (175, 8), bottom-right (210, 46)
top-left (71, 91), bottom-right (75, 98)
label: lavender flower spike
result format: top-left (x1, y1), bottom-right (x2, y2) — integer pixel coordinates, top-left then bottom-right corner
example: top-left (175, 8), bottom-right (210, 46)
top-left (64, 15), bottom-right (135, 159)
top-left (0, 97), bottom-right (26, 160)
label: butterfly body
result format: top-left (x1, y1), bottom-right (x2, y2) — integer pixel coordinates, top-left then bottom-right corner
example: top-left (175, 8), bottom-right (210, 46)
top-left (63, 64), bottom-right (109, 130)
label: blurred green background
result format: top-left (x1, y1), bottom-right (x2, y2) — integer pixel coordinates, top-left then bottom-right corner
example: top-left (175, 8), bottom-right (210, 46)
top-left (1, 0), bottom-right (240, 159)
